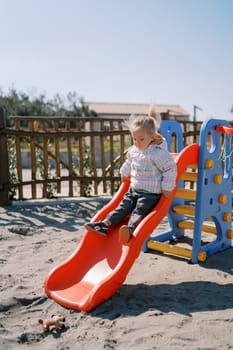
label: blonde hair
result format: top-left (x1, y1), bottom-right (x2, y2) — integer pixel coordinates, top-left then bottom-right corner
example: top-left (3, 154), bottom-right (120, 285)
top-left (148, 104), bottom-right (161, 129)
top-left (126, 104), bottom-right (161, 134)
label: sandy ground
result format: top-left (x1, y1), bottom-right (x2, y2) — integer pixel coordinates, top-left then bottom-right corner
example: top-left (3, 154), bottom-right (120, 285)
top-left (1, 197), bottom-right (233, 350)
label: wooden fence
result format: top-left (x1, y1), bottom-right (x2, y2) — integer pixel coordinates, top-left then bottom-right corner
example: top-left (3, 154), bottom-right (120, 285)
top-left (0, 108), bottom-right (232, 205)
top-left (1, 110), bottom-right (133, 203)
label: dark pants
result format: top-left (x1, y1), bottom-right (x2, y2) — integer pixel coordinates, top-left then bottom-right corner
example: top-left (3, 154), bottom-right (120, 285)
top-left (106, 188), bottom-right (161, 231)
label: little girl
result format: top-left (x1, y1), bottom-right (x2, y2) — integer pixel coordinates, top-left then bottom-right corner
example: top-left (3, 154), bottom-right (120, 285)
top-left (85, 106), bottom-right (177, 244)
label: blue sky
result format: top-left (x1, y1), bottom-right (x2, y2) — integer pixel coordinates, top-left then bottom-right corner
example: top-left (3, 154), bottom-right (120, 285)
top-left (1, 0), bottom-right (233, 121)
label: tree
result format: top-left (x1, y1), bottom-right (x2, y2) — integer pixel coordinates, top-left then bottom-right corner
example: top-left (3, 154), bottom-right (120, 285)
top-left (0, 88), bottom-right (97, 120)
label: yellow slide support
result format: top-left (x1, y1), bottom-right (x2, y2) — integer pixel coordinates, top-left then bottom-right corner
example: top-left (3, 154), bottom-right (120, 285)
top-left (175, 188), bottom-right (196, 200)
top-left (177, 220), bottom-right (217, 234)
top-left (147, 240), bottom-right (206, 262)
top-left (172, 205), bottom-right (195, 216)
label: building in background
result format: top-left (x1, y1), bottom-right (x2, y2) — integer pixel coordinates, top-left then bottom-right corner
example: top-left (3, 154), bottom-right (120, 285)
top-left (87, 102), bottom-right (190, 121)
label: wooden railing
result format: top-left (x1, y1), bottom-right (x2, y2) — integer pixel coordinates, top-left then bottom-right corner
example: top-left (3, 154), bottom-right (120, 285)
top-left (4, 115), bottom-right (132, 202)
top-left (0, 108), bottom-right (232, 204)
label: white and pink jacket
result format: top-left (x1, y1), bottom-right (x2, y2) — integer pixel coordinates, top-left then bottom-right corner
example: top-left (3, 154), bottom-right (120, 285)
top-left (120, 141), bottom-right (177, 194)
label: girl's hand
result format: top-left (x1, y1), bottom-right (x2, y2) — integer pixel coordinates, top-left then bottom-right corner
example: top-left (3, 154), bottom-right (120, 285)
top-left (121, 175), bottom-right (130, 182)
top-left (162, 190), bottom-right (172, 198)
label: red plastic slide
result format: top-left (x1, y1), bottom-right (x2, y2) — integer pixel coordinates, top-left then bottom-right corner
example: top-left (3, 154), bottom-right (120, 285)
top-left (44, 143), bottom-right (199, 312)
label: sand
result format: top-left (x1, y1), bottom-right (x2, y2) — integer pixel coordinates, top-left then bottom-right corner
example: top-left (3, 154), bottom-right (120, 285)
top-left (1, 197), bottom-right (233, 350)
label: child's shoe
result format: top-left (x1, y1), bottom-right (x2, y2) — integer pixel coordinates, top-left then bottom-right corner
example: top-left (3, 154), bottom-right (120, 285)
top-left (85, 222), bottom-right (108, 236)
top-left (119, 225), bottom-right (132, 245)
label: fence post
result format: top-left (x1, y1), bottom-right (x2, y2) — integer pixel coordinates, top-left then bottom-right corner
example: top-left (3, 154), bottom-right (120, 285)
top-left (0, 107), bottom-right (10, 205)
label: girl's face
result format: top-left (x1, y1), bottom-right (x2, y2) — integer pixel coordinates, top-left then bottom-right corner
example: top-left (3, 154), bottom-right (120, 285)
top-left (131, 129), bottom-right (154, 151)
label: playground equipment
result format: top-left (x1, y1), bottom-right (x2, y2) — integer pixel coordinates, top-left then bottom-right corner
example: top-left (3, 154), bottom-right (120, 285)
top-left (44, 119), bottom-right (233, 312)
top-left (143, 118), bottom-right (233, 263)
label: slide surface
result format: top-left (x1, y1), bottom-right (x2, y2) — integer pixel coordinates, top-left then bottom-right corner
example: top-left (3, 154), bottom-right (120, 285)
top-left (44, 143), bottom-right (199, 312)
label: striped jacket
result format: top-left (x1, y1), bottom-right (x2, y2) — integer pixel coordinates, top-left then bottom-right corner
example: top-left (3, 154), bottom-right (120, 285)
top-left (120, 141), bottom-right (177, 194)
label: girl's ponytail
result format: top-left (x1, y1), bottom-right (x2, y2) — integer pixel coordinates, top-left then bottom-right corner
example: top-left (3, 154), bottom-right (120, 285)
top-left (148, 104), bottom-right (161, 129)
